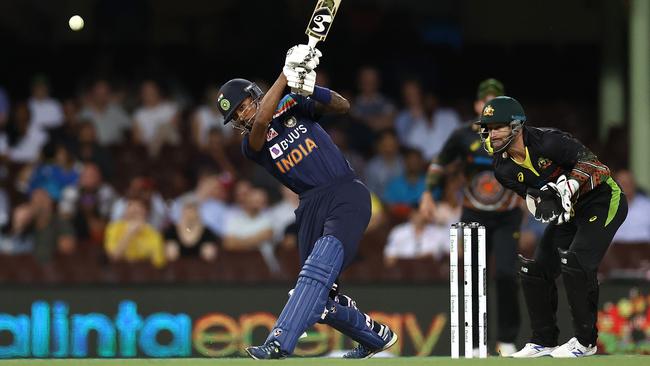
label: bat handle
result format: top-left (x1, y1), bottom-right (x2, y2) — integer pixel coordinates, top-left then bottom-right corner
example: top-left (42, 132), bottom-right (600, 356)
top-left (307, 36), bottom-right (319, 48)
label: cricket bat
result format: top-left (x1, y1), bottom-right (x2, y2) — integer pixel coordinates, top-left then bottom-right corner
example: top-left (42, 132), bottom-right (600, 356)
top-left (305, 0), bottom-right (342, 47)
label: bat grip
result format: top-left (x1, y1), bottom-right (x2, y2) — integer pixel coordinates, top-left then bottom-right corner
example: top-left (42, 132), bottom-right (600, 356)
top-left (307, 36), bottom-right (319, 48)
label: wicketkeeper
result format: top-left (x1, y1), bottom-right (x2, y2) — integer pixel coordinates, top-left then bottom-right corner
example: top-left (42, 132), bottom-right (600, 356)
top-left (476, 96), bottom-right (628, 358)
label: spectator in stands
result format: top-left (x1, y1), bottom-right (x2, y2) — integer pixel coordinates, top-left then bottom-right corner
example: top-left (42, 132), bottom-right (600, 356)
top-left (223, 188), bottom-right (273, 250)
top-left (6, 101), bottom-right (48, 163)
top-left (133, 80), bottom-right (180, 157)
top-left (72, 122), bottom-right (113, 179)
top-left (2, 200), bottom-right (33, 254)
top-left (280, 222), bottom-right (298, 249)
top-left (79, 79), bottom-right (131, 146)
top-left (223, 187), bottom-right (279, 273)
top-left (0, 88), bottom-right (9, 158)
top-left (27, 143), bottom-right (80, 201)
top-left (327, 124), bottom-right (366, 179)
top-left (48, 99), bottom-right (80, 149)
top-left (165, 198), bottom-right (219, 262)
top-left (0, 87), bottom-right (9, 153)
top-left (28, 75), bottom-right (63, 132)
top-left (59, 163), bottom-right (116, 245)
top-left (366, 192), bottom-right (387, 234)
top-left (364, 129), bottom-right (404, 196)
top-left (268, 186), bottom-right (299, 243)
top-left (111, 176), bottom-right (167, 230)
top-left (191, 86), bottom-right (229, 149)
top-left (519, 211), bottom-right (548, 258)
top-left (394, 79), bottom-right (428, 145)
top-left (383, 147), bottom-right (426, 208)
top-left (383, 205), bottom-right (448, 267)
top-left (170, 173), bottom-right (230, 237)
top-left (613, 169), bottom-right (650, 243)
top-left (403, 93), bottom-right (461, 160)
top-left (0, 86), bottom-right (8, 124)
top-left (0, 185), bottom-right (9, 232)
top-left (8, 189), bottom-right (76, 262)
top-left (351, 66), bottom-right (396, 131)
top-left (230, 179), bottom-right (253, 216)
top-left (105, 196), bottom-right (166, 268)
top-left (194, 128), bottom-right (237, 179)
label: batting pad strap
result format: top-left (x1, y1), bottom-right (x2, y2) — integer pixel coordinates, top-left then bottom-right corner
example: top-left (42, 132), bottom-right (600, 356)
top-left (319, 295), bottom-right (389, 350)
top-left (267, 235), bottom-right (344, 353)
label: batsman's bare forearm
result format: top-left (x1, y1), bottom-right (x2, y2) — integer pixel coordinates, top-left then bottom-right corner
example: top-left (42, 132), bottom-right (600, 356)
top-left (316, 90), bottom-right (350, 115)
top-left (249, 73), bottom-right (288, 151)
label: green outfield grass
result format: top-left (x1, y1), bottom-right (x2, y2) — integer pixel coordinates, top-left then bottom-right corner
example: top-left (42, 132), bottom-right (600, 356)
top-left (0, 356), bottom-right (646, 366)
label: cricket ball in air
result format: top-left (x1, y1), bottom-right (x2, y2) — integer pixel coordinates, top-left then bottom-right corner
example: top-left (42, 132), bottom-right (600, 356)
top-left (69, 15), bottom-right (84, 31)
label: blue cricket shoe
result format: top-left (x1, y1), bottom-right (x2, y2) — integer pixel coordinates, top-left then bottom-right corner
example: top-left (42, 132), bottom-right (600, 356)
top-left (245, 340), bottom-right (289, 360)
top-left (343, 328), bottom-right (399, 359)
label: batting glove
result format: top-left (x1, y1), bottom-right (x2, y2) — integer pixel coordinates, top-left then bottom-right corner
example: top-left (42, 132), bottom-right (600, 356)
top-left (285, 44), bottom-right (322, 71)
top-left (283, 65), bottom-right (316, 96)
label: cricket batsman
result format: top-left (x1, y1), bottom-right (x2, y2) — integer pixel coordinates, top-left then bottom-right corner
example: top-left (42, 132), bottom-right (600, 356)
top-left (215, 45), bottom-right (397, 360)
top-left (476, 96), bottom-right (628, 357)
top-left (419, 79), bottom-right (521, 356)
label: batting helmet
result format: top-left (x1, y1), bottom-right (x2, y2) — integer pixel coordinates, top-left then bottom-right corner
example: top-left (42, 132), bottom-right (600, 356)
top-left (216, 78), bottom-right (263, 125)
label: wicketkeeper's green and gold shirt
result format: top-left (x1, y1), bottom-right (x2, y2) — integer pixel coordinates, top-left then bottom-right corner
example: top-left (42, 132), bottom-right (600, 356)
top-left (493, 126), bottom-right (610, 202)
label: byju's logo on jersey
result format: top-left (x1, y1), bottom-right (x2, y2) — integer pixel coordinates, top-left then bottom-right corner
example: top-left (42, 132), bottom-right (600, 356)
top-left (279, 124), bottom-right (308, 150)
top-left (269, 143), bottom-right (283, 159)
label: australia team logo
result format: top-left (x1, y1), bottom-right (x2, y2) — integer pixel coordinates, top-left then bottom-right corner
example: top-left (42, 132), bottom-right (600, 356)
top-left (538, 157), bottom-right (552, 170)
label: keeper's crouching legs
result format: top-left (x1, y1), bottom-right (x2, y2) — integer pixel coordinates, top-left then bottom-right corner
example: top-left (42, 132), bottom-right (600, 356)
top-left (518, 254), bottom-right (560, 346)
top-left (559, 250), bottom-right (600, 347)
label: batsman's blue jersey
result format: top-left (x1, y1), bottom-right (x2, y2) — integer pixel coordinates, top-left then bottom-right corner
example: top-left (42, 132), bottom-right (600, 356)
top-left (242, 94), bottom-right (356, 194)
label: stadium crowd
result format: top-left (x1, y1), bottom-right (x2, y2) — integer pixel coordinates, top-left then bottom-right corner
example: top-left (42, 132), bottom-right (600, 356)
top-left (0, 69), bottom-right (647, 284)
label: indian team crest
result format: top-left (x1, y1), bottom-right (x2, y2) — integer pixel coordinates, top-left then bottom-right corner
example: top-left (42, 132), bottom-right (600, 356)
top-left (217, 93), bottom-right (231, 111)
top-left (284, 116), bottom-right (297, 128)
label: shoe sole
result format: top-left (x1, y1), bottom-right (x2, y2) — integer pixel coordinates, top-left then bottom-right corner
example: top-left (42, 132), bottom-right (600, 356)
top-left (245, 347), bottom-right (260, 360)
top-left (511, 348), bottom-right (557, 358)
top-left (363, 333), bottom-right (399, 359)
top-left (245, 347), bottom-right (287, 360)
top-left (550, 347), bottom-right (597, 358)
